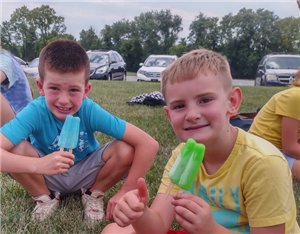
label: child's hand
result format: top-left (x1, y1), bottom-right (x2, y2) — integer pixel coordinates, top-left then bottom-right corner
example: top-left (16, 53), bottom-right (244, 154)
top-left (113, 178), bottom-right (149, 227)
top-left (171, 193), bottom-right (216, 234)
top-left (36, 151), bottom-right (74, 175)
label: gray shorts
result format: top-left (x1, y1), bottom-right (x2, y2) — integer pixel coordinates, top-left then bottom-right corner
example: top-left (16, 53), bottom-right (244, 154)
top-left (36, 142), bottom-right (110, 195)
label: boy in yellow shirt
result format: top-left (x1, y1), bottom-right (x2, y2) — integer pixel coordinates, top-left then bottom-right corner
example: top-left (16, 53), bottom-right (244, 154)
top-left (102, 49), bottom-right (299, 234)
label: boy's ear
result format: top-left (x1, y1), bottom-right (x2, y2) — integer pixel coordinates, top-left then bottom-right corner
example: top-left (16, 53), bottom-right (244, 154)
top-left (83, 82), bottom-right (91, 100)
top-left (164, 106), bottom-right (172, 123)
top-left (228, 87), bottom-right (242, 114)
top-left (36, 79), bottom-right (45, 96)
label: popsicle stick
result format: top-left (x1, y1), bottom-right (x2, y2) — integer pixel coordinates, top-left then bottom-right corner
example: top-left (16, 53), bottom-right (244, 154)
top-left (178, 188), bottom-right (184, 194)
top-left (163, 182), bottom-right (174, 200)
top-left (60, 147), bottom-right (64, 151)
top-left (69, 149), bottom-right (72, 153)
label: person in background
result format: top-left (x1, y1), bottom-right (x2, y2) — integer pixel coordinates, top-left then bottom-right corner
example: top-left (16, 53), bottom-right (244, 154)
top-left (0, 48), bottom-right (33, 126)
top-left (249, 67), bottom-right (300, 181)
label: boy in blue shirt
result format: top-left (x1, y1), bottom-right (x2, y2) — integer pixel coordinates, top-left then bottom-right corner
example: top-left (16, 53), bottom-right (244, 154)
top-left (0, 39), bottom-right (158, 224)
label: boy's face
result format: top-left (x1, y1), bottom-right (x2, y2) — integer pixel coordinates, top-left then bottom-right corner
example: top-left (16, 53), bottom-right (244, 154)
top-left (36, 69), bottom-right (91, 122)
top-left (164, 71), bottom-right (239, 144)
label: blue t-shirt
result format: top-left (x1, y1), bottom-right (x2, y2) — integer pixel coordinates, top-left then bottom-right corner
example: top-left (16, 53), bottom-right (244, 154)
top-left (0, 96), bottom-right (126, 165)
top-left (0, 50), bottom-right (33, 114)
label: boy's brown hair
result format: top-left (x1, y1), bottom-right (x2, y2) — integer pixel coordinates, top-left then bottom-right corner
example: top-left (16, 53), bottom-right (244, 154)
top-left (161, 48), bottom-right (232, 100)
top-left (38, 39), bottom-right (90, 85)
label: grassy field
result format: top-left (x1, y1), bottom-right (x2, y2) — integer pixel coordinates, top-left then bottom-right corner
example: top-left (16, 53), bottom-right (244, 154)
top-left (1, 79), bottom-right (299, 233)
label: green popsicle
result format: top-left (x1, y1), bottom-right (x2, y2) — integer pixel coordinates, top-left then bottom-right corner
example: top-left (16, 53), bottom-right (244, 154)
top-left (163, 138), bottom-right (205, 200)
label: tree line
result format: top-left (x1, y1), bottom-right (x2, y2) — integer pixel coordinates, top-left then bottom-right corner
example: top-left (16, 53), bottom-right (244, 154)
top-left (1, 5), bottom-right (299, 78)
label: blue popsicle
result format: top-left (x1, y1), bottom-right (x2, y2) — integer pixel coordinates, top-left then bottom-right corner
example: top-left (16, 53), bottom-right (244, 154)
top-left (58, 115), bottom-right (80, 152)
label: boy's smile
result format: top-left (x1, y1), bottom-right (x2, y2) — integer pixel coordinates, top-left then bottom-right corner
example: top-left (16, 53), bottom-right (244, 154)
top-left (37, 69), bottom-right (91, 122)
top-left (164, 71), bottom-right (233, 145)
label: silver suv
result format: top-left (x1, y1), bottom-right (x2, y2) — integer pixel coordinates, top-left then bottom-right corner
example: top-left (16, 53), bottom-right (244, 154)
top-left (137, 55), bottom-right (177, 82)
top-left (254, 53), bottom-right (300, 86)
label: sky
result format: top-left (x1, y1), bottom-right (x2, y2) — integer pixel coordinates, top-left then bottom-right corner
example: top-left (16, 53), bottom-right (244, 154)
top-left (1, 0), bottom-right (299, 41)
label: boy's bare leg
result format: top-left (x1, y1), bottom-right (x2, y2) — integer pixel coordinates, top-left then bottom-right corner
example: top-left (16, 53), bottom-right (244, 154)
top-left (90, 140), bottom-right (134, 192)
top-left (0, 92), bottom-right (15, 127)
top-left (10, 140), bottom-right (50, 196)
top-left (102, 223), bottom-right (135, 234)
top-left (292, 160), bottom-right (300, 181)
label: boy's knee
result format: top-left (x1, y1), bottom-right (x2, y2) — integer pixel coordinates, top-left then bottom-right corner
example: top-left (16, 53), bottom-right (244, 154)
top-left (115, 140), bottom-right (134, 166)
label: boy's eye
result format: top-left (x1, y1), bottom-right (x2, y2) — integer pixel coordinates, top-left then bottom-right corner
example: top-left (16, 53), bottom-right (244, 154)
top-left (174, 104), bottom-right (185, 109)
top-left (200, 98), bottom-right (212, 104)
top-left (70, 88), bottom-right (79, 92)
top-left (50, 87), bottom-right (58, 90)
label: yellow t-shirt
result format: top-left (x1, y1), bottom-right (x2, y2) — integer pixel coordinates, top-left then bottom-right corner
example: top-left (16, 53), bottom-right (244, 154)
top-left (249, 87), bottom-right (300, 151)
top-left (158, 129), bottom-right (299, 234)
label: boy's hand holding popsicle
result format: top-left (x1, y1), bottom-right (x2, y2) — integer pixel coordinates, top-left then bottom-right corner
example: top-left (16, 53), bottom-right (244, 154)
top-left (36, 151), bottom-right (75, 175)
top-left (35, 114), bottom-right (80, 175)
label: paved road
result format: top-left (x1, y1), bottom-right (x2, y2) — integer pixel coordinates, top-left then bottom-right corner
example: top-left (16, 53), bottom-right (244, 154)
top-left (127, 76), bottom-right (254, 86)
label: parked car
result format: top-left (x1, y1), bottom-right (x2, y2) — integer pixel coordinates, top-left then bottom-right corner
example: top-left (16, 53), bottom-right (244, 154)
top-left (137, 55), bottom-right (177, 82)
top-left (23, 58), bottom-right (39, 79)
top-left (14, 56), bottom-right (28, 68)
top-left (87, 50), bottom-right (126, 81)
top-left (254, 53), bottom-right (300, 86)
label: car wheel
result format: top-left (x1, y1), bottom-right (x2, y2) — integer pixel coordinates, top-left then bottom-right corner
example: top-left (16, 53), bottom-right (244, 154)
top-left (109, 73), bottom-right (112, 81)
top-left (122, 72), bottom-right (126, 81)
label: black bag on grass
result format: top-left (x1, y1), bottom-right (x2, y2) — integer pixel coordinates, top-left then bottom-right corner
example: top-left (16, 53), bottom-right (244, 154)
top-left (127, 91), bottom-right (166, 107)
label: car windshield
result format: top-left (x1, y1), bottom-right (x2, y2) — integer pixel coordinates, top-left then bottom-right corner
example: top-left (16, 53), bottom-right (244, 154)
top-left (266, 57), bottom-right (300, 70)
top-left (88, 53), bottom-right (109, 65)
top-left (29, 58), bottom-right (39, 67)
top-left (144, 57), bottom-right (175, 67)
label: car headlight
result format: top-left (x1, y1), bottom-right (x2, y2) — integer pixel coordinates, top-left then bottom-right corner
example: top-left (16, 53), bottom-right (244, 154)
top-left (95, 66), bottom-right (108, 74)
top-left (266, 74), bottom-right (277, 81)
top-left (138, 69), bottom-right (147, 76)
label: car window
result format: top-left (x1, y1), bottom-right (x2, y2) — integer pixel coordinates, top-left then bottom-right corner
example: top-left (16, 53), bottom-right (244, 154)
top-left (88, 53), bottom-right (109, 65)
top-left (266, 57), bottom-right (300, 69)
top-left (29, 58), bottom-right (39, 67)
top-left (116, 53), bottom-right (123, 61)
top-left (144, 57), bottom-right (175, 67)
top-left (111, 53), bottom-right (119, 63)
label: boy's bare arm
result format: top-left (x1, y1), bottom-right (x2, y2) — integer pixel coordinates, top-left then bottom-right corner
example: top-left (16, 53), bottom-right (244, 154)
top-left (0, 133), bottom-right (74, 175)
top-left (281, 116), bottom-right (300, 159)
top-left (106, 122), bottom-right (159, 219)
top-left (118, 122), bottom-right (158, 191)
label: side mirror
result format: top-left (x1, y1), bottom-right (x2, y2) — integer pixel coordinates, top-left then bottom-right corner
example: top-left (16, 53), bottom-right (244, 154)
top-left (258, 65), bottom-right (264, 70)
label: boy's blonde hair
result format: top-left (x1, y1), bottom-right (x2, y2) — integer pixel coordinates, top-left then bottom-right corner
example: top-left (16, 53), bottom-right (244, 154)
top-left (161, 48), bottom-right (232, 100)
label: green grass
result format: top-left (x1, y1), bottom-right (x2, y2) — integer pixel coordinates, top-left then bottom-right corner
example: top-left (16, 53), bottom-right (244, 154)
top-left (1, 80), bottom-right (299, 233)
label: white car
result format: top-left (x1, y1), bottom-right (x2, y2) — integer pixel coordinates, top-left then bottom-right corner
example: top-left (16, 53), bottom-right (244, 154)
top-left (23, 58), bottom-right (39, 78)
top-left (137, 55), bottom-right (177, 82)
top-left (14, 56), bottom-right (28, 68)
